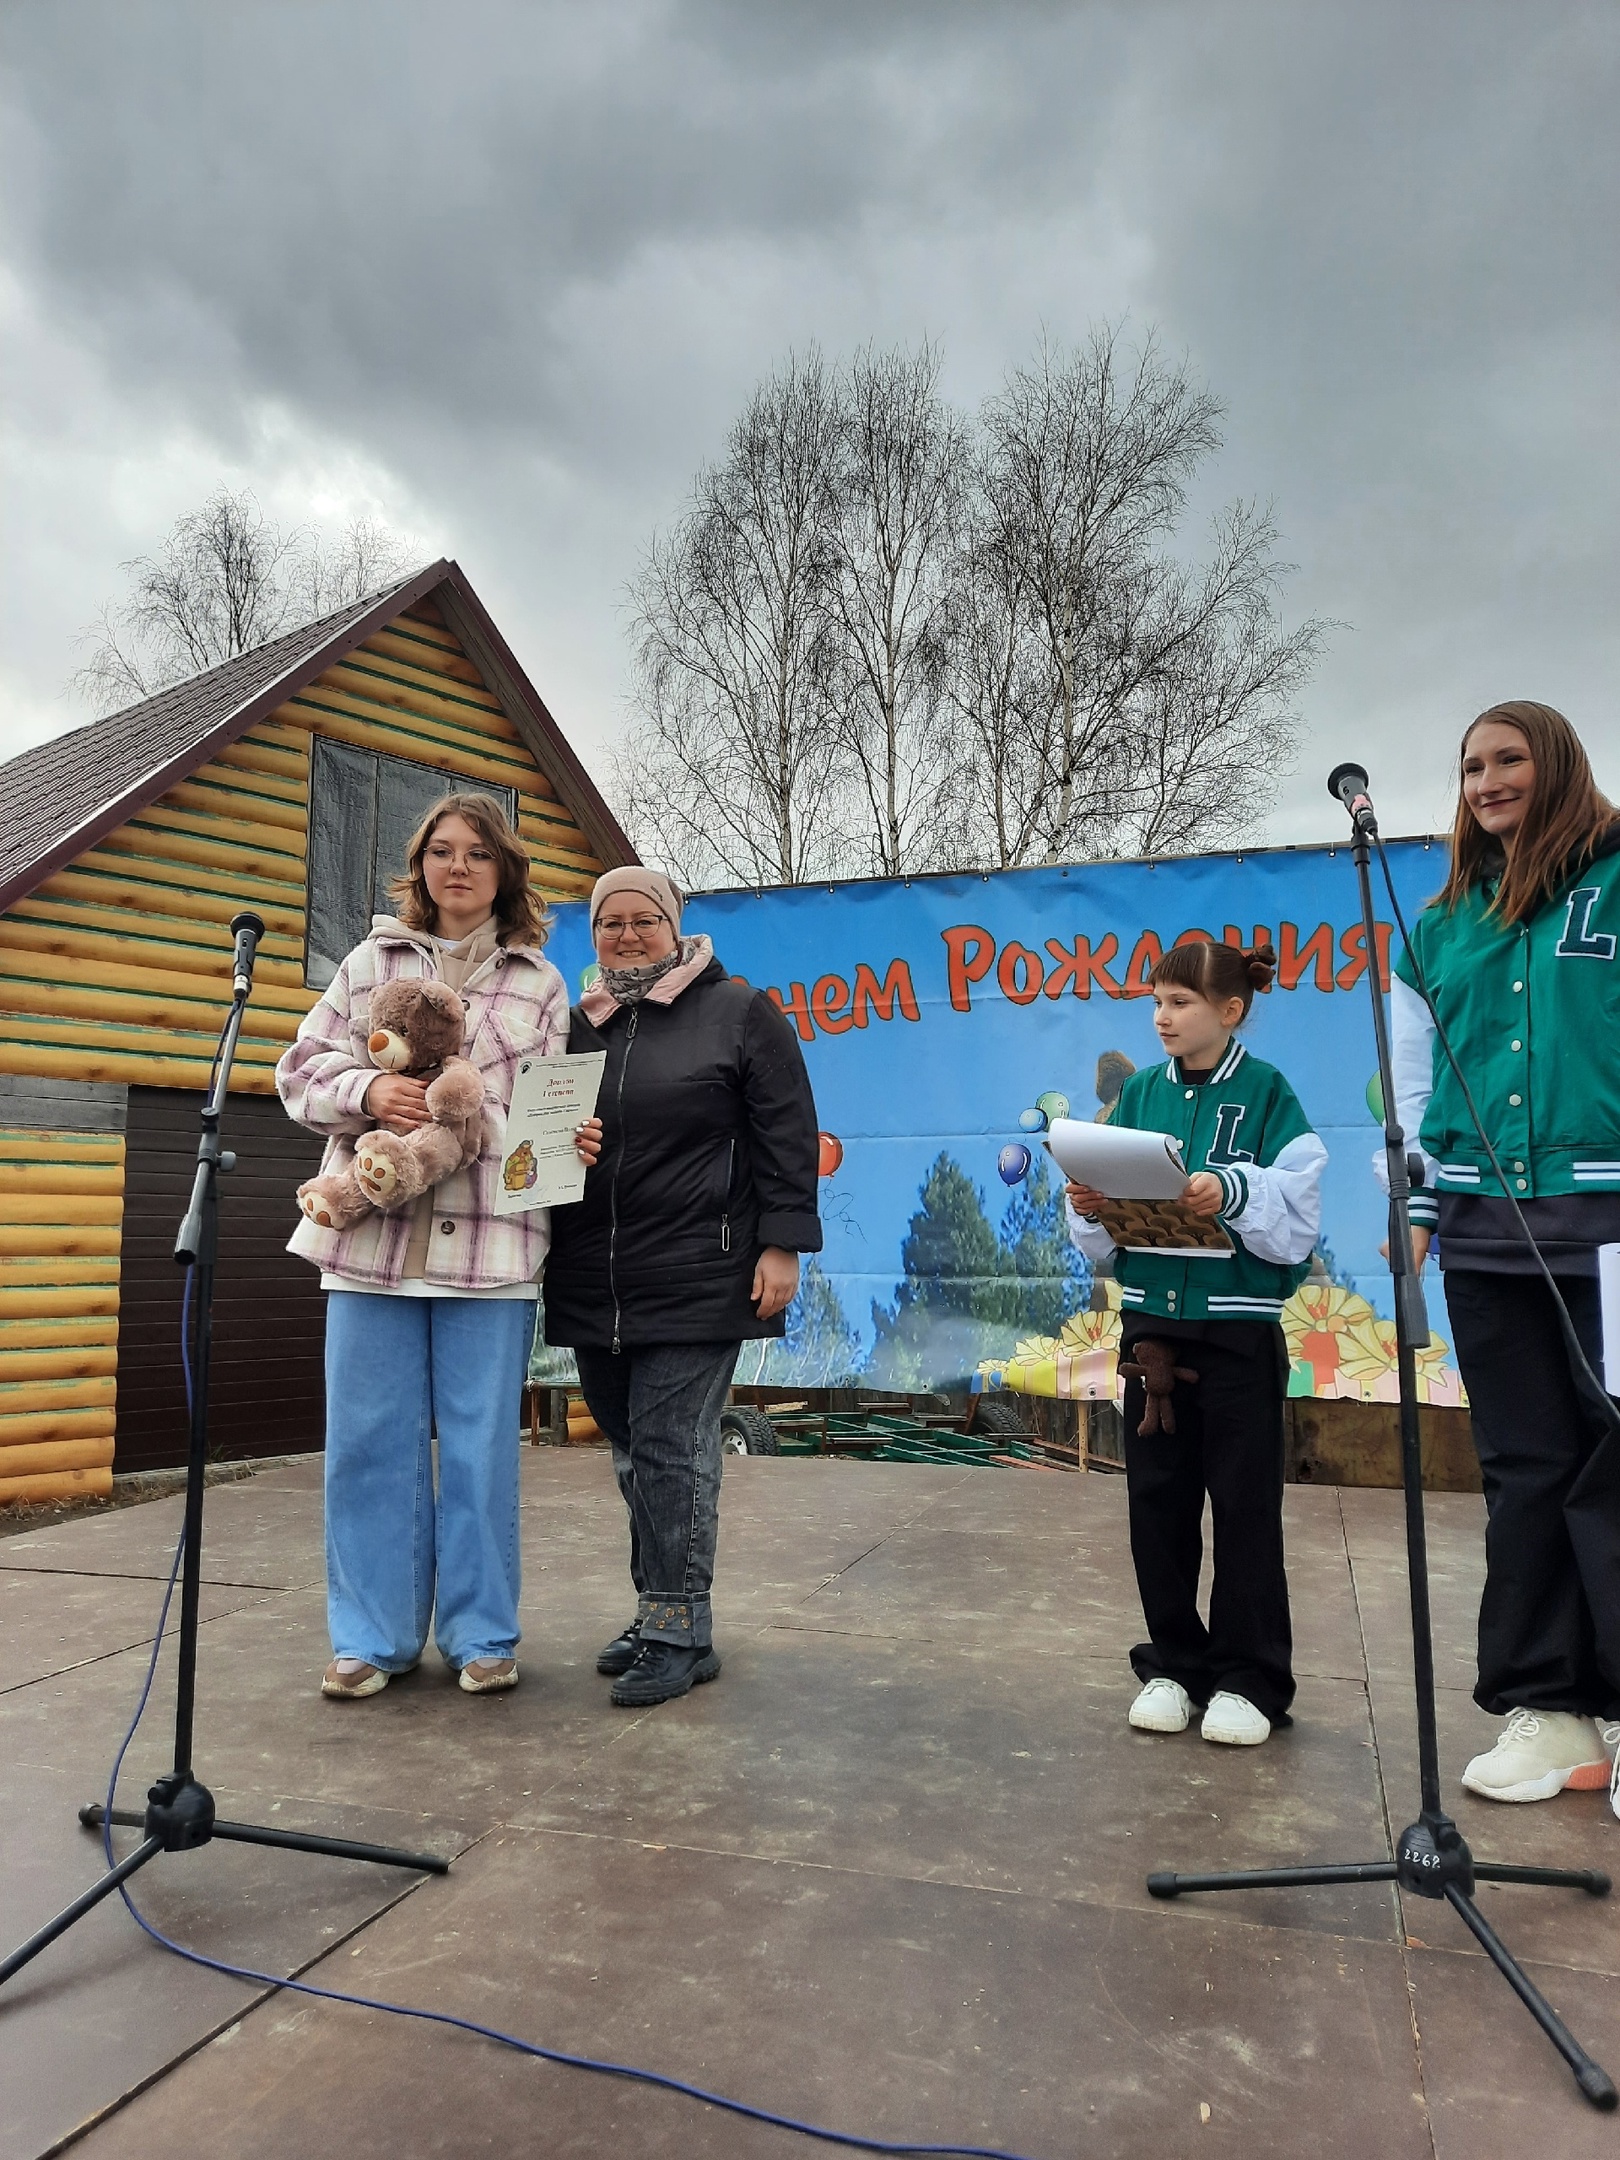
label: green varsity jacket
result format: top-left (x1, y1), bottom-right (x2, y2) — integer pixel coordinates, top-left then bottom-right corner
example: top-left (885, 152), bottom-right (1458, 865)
top-left (1392, 828), bottom-right (1620, 1225)
top-left (1066, 1038), bottom-right (1327, 1323)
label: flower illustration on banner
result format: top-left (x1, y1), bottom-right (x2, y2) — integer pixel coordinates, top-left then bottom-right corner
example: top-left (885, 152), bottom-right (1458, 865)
top-left (1055, 1304), bottom-right (1124, 1399)
top-left (979, 1288), bottom-right (1123, 1399)
top-left (1282, 1282), bottom-right (1367, 1396)
top-left (1338, 1312), bottom-right (1468, 1406)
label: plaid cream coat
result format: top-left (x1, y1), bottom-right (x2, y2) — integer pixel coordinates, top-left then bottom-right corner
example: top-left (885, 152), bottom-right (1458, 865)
top-left (276, 919), bottom-right (570, 1290)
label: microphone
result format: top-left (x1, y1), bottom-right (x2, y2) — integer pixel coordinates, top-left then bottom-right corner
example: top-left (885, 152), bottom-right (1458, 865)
top-left (230, 910), bottom-right (266, 999)
top-left (1326, 762), bottom-right (1377, 832)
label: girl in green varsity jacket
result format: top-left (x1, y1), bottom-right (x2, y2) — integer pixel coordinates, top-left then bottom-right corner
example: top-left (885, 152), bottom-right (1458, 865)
top-left (1389, 701), bottom-right (1620, 1817)
top-left (1066, 939), bottom-right (1326, 1748)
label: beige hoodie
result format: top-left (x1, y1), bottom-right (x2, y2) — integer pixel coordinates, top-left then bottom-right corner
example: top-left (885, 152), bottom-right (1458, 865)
top-left (393, 917), bottom-right (502, 1279)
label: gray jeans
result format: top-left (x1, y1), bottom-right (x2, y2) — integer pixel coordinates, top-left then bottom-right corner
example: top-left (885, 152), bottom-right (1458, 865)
top-left (574, 1340), bottom-right (738, 1647)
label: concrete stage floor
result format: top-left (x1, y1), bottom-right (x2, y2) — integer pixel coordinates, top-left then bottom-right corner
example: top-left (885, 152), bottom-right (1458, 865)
top-left (1, 1451), bottom-right (1616, 2160)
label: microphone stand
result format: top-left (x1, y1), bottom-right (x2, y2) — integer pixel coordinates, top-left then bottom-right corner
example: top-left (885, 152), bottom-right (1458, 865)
top-left (1143, 785), bottom-right (1617, 2111)
top-left (0, 914), bottom-right (446, 1996)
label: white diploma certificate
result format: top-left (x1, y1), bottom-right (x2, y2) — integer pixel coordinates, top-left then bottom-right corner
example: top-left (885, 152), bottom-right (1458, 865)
top-left (1042, 1117), bottom-right (1190, 1199)
top-left (1043, 1115), bottom-right (1233, 1259)
top-left (1600, 1243), bottom-right (1620, 1395)
top-left (494, 1052), bottom-right (607, 1215)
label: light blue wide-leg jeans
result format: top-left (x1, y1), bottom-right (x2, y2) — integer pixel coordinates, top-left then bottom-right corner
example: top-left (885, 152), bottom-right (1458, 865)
top-left (324, 1292), bottom-right (534, 1671)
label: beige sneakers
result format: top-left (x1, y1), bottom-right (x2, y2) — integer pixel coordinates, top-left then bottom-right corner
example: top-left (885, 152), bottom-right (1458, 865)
top-left (458, 1658), bottom-right (519, 1694)
top-left (322, 1658), bottom-right (390, 1699)
top-left (1460, 1708), bottom-right (1609, 1802)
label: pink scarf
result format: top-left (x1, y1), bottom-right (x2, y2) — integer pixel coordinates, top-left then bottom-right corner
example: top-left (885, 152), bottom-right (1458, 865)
top-left (578, 934), bottom-right (715, 1025)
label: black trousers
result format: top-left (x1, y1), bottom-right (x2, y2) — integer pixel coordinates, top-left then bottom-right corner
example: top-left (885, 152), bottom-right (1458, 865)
top-left (1443, 1269), bottom-right (1620, 1719)
top-left (1122, 1325), bottom-right (1295, 1723)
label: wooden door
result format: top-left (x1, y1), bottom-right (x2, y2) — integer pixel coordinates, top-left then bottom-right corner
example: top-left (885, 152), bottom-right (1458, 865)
top-left (116, 1088), bottom-right (327, 1471)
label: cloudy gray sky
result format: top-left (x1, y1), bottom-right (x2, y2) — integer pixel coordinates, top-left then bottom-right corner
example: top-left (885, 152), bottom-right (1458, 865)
top-left (2, 0), bottom-right (1615, 847)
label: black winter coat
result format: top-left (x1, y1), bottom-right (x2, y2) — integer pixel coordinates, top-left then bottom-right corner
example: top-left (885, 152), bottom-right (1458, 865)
top-left (543, 957), bottom-right (823, 1347)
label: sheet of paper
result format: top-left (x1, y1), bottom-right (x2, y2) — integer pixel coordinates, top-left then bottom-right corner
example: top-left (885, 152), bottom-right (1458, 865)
top-left (494, 1052), bottom-right (606, 1215)
top-left (1042, 1116), bottom-right (1190, 1200)
top-left (1600, 1243), bottom-right (1620, 1394)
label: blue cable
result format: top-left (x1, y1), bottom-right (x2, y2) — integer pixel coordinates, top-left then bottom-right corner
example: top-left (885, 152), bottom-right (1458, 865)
top-left (94, 1271), bottom-right (1045, 2160)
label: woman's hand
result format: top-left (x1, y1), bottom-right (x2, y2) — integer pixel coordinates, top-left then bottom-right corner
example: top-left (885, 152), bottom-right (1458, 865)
top-left (1064, 1181), bottom-right (1110, 1216)
top-left (364, 1074), bottom-right (431, 1134)
top-left (574, 1116), bottom-right (604, 1166)
top-left (1380, 1227), bottom-right (1432, 1272)
top-left (752, 1245), bottom-right (800, 1320)
top-left (1183, 1172), bottom-right (1224, 1218)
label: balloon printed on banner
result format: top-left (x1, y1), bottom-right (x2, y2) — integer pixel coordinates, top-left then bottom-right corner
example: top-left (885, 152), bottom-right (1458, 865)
top-left (1018, 1107), bottom-right (1047, 1132)
top-left (1035, 1091), bottom-right (1070, 1123)
top-left (817, 1131), bottom-right (844, 1179)
top-left (998, 1143), bottom-right (1032, 1186)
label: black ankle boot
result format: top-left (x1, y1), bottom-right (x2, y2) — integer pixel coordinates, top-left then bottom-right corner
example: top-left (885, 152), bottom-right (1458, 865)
top-left (609, 1639), bottom-right (722, 1707)
top-left (596, 1620), bottom-right (643, 1676)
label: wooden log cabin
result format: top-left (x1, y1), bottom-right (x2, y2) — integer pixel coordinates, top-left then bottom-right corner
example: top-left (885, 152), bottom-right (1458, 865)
top-left (0, 561), bottom-right (633, 1504)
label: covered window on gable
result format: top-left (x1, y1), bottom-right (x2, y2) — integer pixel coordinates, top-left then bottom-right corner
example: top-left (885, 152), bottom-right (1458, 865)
top-left (304, 738), bottom-right (518, 988)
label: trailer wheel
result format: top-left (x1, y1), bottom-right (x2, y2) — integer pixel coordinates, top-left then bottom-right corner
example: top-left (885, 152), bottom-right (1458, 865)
top-left (974, 1395), bottom-right (1034, 1439)
top-left (720, 1407), bottom-right (781, 1456)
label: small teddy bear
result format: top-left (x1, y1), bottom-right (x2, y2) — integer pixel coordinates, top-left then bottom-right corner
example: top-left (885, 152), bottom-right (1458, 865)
top-left (296, 978), bottom-right (486, 1231)
top-left (1119, 1337), bottom-right (1200, 1437)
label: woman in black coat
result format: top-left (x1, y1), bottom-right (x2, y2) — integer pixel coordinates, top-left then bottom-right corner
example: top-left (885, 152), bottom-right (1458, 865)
top-left (544, 868), bottom-right (822, 1706)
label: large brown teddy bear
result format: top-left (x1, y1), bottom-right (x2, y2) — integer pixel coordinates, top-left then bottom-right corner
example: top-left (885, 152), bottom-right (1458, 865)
top-left (296, 979), bottom-right (486, 1231)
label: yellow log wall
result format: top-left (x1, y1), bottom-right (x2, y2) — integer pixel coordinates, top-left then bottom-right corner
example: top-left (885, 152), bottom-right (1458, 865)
top-left (0, 1129), bottom-right (121, 1504)
top-left (0, 598), bottom-right (606, 1099)
top-left (0, 596), bottom-right (612, 1503)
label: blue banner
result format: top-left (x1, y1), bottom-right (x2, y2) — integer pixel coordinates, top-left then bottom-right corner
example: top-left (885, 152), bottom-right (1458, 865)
top-left (546, 839), bottom-right (1464, 1406)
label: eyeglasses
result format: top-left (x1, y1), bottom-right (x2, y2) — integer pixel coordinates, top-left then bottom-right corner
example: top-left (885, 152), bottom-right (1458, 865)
top-left (596, 915), bottom-right (668, 938)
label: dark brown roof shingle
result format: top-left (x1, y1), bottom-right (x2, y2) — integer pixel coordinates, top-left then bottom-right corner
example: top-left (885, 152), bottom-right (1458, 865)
top-left (0, 578), bottom-right (422, 907)
top-left (0, 558), bottom-right (634, 914)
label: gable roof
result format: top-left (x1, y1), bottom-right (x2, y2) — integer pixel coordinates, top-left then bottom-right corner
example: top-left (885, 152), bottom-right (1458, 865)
top-left (0, 558), bottom-right (634, 914)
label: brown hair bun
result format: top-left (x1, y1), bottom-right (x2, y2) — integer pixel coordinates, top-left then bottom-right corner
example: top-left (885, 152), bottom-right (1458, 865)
top-left (1149, 936), bottom-right (1271, 1021)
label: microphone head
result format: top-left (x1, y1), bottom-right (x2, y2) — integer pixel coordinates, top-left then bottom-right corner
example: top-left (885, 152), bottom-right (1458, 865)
top-left (230, 909), bottom-right (267, 938)
top-left (1327, 762), bottom-right (1370, 805)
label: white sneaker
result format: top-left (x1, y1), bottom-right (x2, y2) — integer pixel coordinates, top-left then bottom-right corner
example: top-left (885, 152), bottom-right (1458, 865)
top-left (1128, 1677), bottom-right (1192, 1733)
top-left (1460, 1708), bottom-right (1608, 1802)
top-left (1201, 1692), bottom-right (1271, 1747)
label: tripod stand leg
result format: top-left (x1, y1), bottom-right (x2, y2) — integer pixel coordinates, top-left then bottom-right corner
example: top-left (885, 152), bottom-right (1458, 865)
top-left (80, 1804), bottom-right (449, 1876)
top-left (1472, 1860), bottom-right (1612, 1897)
top-left (210, 1818), bottom-right (449, 1874)
top-left (1444, 1884), bottom-right (1618, 2110)
top-left (0, 1836), bottom-right (163, 1988)
top-left (1148, 1861), bottom-right (1399, 1898)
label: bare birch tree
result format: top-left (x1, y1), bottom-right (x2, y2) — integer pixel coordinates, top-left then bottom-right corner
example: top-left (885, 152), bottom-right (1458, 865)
top-left (616, 350), bottom-right (848, 888)
top-left (972, 327), bottom-right (1325, 864)
top-left (828, 343), bottom-right (968, 876)
top-left (978, 326), bottom-right (1221, 858)
top-left (945, 510), bottom-right (1051, 870)
top-left (74, 490), bottom-right (414, 712)
top-left (1110, 502), bottom-right (1326, 856)
top-left (616, 327), bottom-right (1329, 886)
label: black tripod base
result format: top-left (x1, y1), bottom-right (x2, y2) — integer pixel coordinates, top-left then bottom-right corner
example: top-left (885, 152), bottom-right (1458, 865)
top-left (0, 1773), bottom-right (448, 1993)
top-left (1147, 1812), bottom-right (1616, 2111)
top-left (80, 1790), bottom-right (452, 1874)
